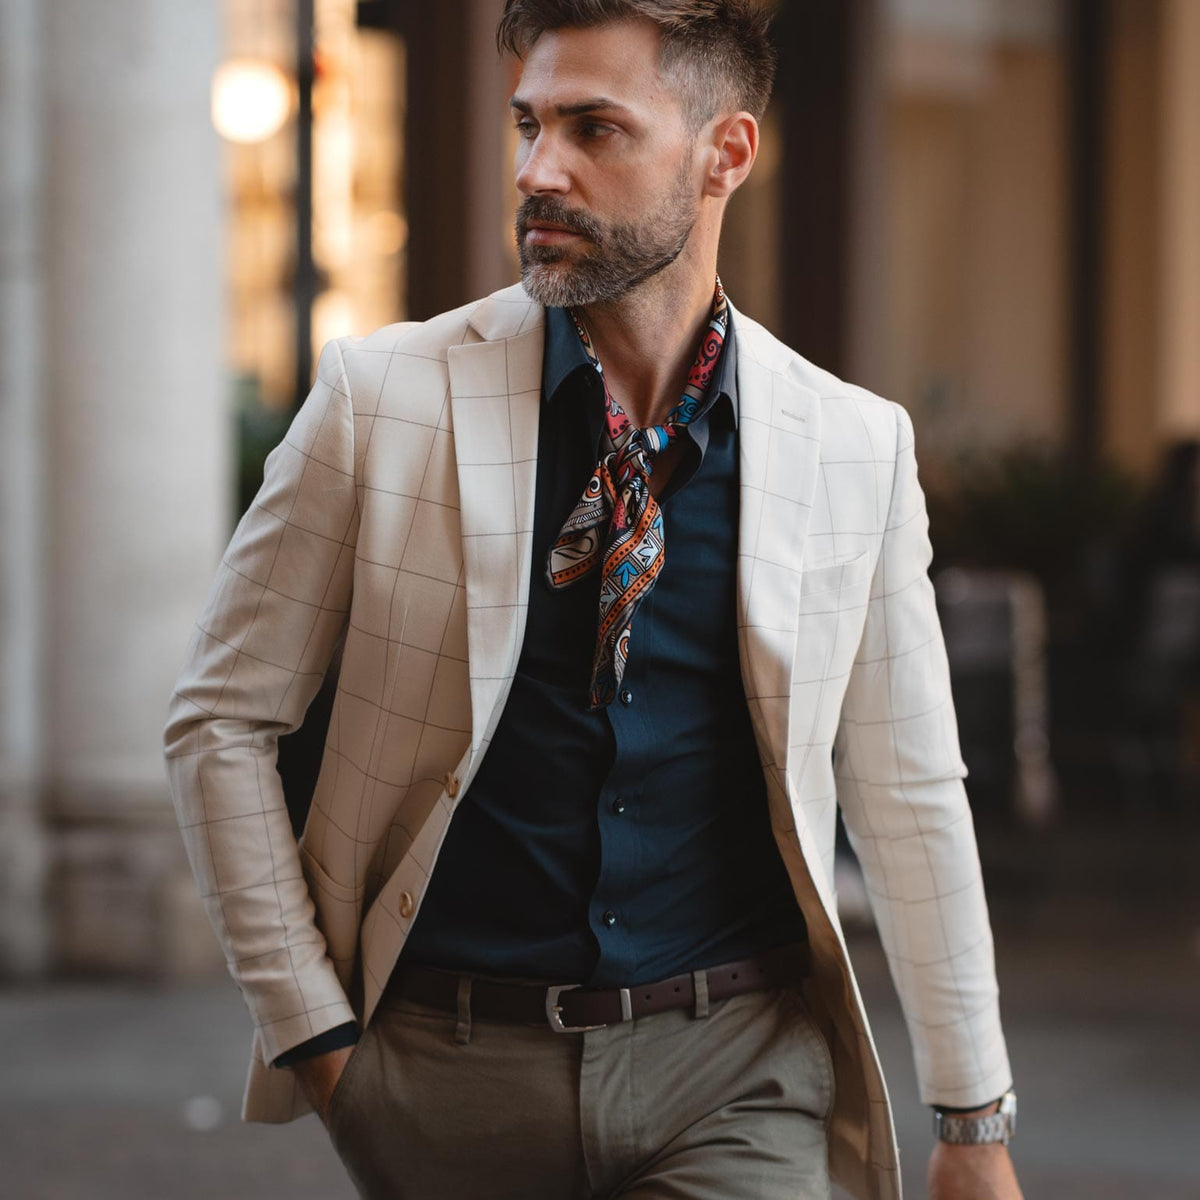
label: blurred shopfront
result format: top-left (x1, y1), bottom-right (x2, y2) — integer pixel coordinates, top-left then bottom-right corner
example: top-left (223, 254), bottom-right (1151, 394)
top-left (1, 0), bottom-right (1197, 978)
top-left (221, 0), bottom-right (1200, 475)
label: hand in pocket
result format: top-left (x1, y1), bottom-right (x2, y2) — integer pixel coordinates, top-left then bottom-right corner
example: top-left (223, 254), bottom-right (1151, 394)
top-left (293, 1044), bottom-right (357, 1126)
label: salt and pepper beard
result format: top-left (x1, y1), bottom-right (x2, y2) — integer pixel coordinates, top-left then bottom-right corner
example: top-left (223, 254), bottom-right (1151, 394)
top-left (515, 155), bottom-right (700, 308)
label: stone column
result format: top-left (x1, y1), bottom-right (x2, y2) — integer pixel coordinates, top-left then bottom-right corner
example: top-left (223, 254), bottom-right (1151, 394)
top-left (41, 0), bottom-right (228, 974)
top-left (0, 0), bottom-right (50, 978)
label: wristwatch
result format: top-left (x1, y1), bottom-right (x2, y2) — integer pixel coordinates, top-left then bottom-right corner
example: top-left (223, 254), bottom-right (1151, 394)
top-left (933, 1090), bottom-right (1017, 1145)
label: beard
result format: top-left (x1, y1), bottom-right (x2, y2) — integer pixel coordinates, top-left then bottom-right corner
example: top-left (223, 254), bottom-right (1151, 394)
top-left (515, 161), bottom-right (699, 308)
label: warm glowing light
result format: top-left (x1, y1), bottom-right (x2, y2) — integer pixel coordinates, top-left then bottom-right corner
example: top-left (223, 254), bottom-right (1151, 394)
top-left (313, 289), bottom-right (357, 355)
top-left (212, 59), bottom-right (292, 144)
top-left (365, 210), bottom-right (409, 256)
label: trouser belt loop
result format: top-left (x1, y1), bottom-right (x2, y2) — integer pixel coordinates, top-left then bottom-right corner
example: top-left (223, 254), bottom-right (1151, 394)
top-left (455, 975), bottom-right (473, 1045)
top-left (691, 968), bottom-right (710, 1020)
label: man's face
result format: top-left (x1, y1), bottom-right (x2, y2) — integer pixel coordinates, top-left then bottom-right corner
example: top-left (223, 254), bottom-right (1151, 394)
top-left (510, 20), bottom-right (701, 308)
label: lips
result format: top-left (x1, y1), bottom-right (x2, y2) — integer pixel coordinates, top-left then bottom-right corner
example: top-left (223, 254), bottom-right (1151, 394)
top-left (516, 198), bottom-right (599, 245)
top-left (525, 223), bottom-right (582, 246)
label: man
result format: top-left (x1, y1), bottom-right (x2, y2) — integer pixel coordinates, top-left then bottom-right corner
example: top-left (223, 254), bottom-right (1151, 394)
top-left (165, 2), bottom-right (1022, 1197)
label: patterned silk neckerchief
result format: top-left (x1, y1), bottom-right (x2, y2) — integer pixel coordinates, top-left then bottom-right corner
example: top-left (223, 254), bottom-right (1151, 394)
top-left (547, 277), bottom-right (729, 709)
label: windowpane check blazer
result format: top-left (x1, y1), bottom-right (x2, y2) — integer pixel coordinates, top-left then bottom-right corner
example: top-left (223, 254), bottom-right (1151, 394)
top-left (164, 283), bottom-right (1012, 1200)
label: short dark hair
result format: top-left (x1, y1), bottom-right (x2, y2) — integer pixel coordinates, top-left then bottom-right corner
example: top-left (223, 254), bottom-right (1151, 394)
top-left (496, 0), bottom-right (777, 126)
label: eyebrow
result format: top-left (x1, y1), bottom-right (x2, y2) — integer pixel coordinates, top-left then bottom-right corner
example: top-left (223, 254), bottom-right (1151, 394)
top-left (509, 96), bottom-right (632, 118)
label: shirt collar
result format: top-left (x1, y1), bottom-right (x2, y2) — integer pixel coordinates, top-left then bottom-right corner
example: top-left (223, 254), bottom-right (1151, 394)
top-left (541, 304), bottom-right (739, 428)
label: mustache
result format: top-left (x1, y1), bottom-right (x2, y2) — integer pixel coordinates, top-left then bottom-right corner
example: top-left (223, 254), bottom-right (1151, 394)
top-left (515, 196), bottom-right (603, 243)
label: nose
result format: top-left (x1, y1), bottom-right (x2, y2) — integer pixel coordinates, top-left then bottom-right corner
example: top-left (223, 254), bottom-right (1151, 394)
top-left (515, 130), bottom-right (570, 197)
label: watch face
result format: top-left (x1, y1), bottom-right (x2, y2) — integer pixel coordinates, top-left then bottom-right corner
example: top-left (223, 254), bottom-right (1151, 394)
top-left (999, 1090), bottom-right (1017, 1136)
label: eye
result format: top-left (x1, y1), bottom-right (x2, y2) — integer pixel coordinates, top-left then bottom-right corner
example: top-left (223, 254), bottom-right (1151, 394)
top-left (578, 121), bottom-right (614, 140)
top-left (514, 118), bottom-right (538, 140)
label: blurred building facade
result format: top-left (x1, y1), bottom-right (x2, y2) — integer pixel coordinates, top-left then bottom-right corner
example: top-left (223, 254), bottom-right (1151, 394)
top-left (0, 0), bottom-right (226, 977)
top-left (1, 0), bottom-right (1197, 977)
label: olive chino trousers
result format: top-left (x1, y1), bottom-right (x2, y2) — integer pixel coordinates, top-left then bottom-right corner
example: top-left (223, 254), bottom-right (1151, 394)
top-left (324, 971), bottom-right (835, 1200)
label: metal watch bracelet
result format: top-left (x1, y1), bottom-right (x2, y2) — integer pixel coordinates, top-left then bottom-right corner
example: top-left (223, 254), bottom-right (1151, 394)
top-left (933, 1090), bottom-right (1017, 1145)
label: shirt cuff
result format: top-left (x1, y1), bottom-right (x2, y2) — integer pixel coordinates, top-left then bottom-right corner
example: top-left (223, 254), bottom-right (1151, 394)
top-left (272, 1021), bottom-right (360, 1068)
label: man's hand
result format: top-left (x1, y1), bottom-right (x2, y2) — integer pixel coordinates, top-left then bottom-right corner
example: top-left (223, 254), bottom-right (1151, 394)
top-left (928, 1141), bottom-right (1023, 1200)
top-left (291, 1044), bottom-right (356, 1126)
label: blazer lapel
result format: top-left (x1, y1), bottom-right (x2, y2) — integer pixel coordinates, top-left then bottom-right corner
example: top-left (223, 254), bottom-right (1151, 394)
top-left (733, 313), bottom-right (823, 804)
top-left (447, 286), bottom-right (545, 761)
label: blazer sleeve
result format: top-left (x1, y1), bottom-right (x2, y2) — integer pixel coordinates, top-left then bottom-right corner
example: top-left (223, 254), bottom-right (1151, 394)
top-left (833, 402), bottom-right (1013, 1109)
top-left (164, 339), bottom-right (360, 1064)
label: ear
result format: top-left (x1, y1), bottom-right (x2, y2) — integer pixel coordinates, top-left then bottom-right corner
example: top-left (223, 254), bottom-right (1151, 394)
top-left (701, 112), bottom-right (759, 200)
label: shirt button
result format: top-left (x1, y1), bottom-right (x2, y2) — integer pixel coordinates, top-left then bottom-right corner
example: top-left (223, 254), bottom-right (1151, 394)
top-left (399, 890), bottom-right (415, 918)
top-left (619, 688), bottom-right (633, 706)
top-left (612, 798), bottom-right (626, 815)
top-left (602, 910), bottom-right (618, 928)
top-left (442, 771), bottom-right (460, 799)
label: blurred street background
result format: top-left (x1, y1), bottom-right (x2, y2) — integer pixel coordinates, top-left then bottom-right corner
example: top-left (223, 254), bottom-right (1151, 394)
top-left (2, 0), bottom-right (1199, 1197)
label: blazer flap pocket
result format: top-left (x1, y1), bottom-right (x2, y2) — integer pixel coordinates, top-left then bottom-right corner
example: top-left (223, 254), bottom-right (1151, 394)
top-left (799, 550), bottom-right (872, 598)
top-left (298, 843), bottom-right (363, 904)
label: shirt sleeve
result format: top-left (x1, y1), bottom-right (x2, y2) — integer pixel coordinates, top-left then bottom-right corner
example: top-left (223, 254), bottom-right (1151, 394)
top-left (272, 1021), bottom-right (360, 1067)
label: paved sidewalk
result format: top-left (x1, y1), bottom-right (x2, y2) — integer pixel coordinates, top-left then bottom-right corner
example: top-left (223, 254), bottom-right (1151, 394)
top-left (2, 818), bottom-right (1197, 1198)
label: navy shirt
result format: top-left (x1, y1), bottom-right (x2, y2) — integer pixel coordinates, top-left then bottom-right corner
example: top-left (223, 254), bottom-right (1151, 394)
top-left (401, 306), bottom-right (806, 986)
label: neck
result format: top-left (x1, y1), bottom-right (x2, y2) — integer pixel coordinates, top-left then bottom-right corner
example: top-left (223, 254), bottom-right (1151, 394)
top-left (577, 245), bottom-right (720, 429)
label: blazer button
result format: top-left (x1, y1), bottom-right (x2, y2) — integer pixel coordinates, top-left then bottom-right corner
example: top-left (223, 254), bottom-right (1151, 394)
top-left (399, 890), bottom-right (415, 918)
top-left (443, 771), bottom-right (460, 798)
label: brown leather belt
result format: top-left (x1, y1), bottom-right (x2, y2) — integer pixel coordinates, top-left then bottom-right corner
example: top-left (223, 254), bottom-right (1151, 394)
top-left (387, 942), bottom-right (810, 1033)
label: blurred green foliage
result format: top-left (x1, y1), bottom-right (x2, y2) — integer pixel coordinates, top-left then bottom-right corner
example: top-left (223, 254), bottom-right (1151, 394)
top-left (233, 373), bottom-right (292, 522)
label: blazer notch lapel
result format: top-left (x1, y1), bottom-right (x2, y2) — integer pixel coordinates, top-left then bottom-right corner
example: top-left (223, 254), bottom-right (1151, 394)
top-left (447, 316), bottom-right (544, 758)
top-left (734, 324), bottom-right (823, 796)
top-left (465, 284), bottom-right (542, 343)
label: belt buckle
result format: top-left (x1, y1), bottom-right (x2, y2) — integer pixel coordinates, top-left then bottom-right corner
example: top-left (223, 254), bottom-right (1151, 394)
top-left (545, 983), bottom-right (627, 1033)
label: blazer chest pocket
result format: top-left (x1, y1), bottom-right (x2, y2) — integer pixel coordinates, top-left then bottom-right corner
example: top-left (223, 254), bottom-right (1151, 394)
top-left (793, 550), bottom-right (874, 700)
top-left (798, 550), bottom-right (872, 607)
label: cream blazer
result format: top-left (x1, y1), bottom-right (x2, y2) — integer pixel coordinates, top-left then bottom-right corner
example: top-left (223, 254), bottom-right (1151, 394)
top-left (165, 284), bottom-right (1011, 1200)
